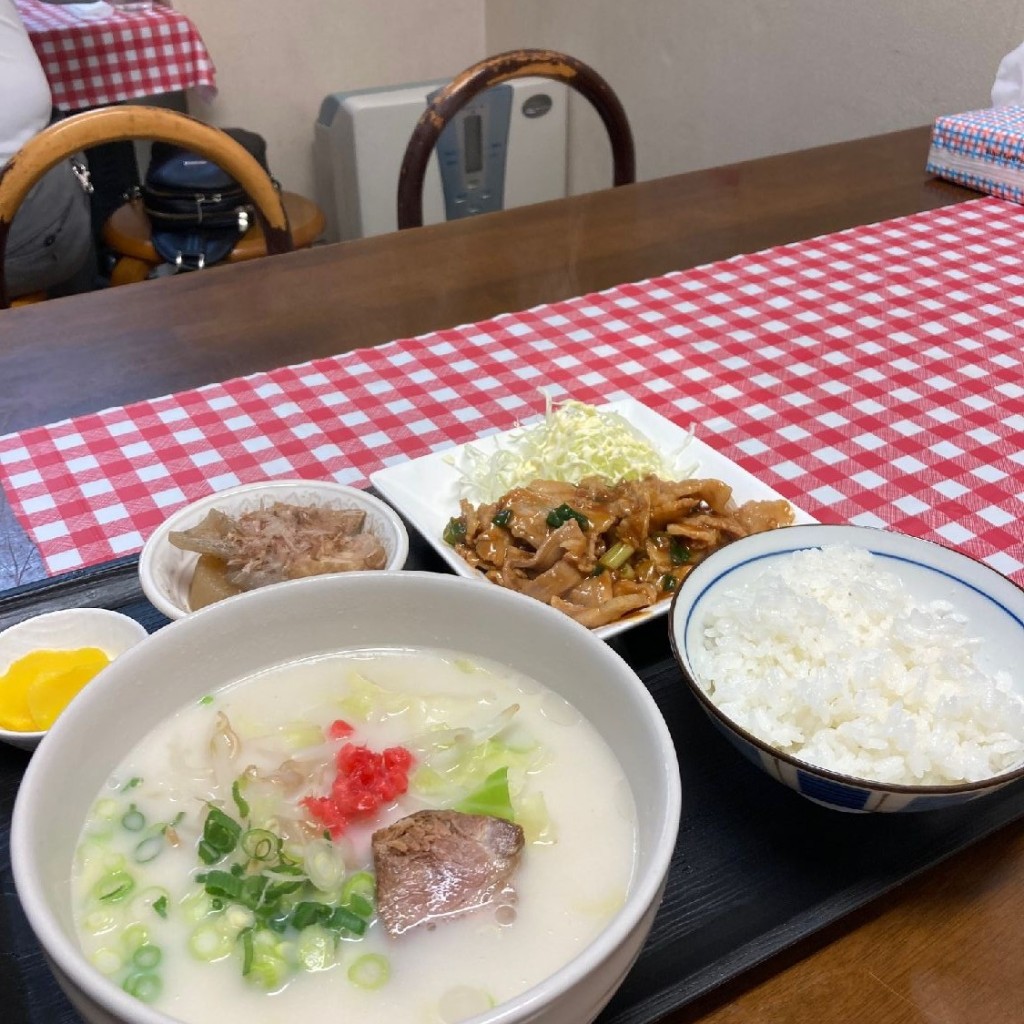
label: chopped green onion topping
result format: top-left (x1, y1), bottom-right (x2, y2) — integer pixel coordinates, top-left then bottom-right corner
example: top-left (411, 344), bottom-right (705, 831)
top-left (133, 835), bottom-right (165, 864)
top-left (598, 542), bottom-right (635, 571)
top-left (94, 869), bottom-right (135, 904)
top-left (132, 944), bottom-right (162, 970)
top-left (121, 777), bottom-right (142, 792)
top-left (188, 804), bottom-right (377, 986)
top-left (669, 541), bottom-right (691, 565)
top-left (198, 806), bottom-right (242, 863)
top-left (660, 573), bottom-right (679, 592)
top-left (122, 971), bottom-right (162, 1003)
top-left (121, 804), bottom-right (146, 832)
top-left (346, 893), bottom-right (374, 918)
top-left (231, 779), bottom-right (250, 820)
top-left (198, 695), bottom-right (214, 706)
top-left (545, 503), bottom-right (590, 530)
top-left (442, 516), bottom-right (468, 546)
top-left (340, 871), bottom-right (376, 912)
top-left (242, 829), bottom-right (281, 862)
top-left (348, 952), bottom-right (390, 990)
top-left (491, 508), bottom-right (511, 527)
top-left (152, 896), bottom-right (168, 919)
top-left (240, 928), bottom-right (255, 975)
top-left (325, 905), bottom-right (368, 935)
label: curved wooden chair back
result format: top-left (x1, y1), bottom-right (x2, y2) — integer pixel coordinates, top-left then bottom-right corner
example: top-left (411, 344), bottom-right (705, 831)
top-left (0, 106), bottom-right (293, 309)
top-left (397, 49), bottom-right (635, 230)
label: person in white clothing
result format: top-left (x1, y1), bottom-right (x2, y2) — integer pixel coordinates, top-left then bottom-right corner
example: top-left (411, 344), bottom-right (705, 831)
top-left (0, 0), bottom-right (92, 299)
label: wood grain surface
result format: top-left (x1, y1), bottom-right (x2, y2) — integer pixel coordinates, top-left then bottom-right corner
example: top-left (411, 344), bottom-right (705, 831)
top-left (0, 124), bottom-right (1020, 1023)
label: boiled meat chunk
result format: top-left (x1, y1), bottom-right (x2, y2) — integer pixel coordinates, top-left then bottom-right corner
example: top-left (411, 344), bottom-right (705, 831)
top-left (372, 810), bottom-right (525, 937)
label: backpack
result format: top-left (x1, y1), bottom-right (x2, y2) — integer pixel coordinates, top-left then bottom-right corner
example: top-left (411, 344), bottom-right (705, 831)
top-left (141, 127), bottom-right (273, 270)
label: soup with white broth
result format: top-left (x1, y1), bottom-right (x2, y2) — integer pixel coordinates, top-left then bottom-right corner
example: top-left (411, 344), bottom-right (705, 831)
top-left (71, 647), bottom-right (637, 1024)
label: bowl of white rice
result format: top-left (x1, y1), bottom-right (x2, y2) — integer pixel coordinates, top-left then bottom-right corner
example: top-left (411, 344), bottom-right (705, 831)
top-left (668, 524), bottom-right (1024, 812)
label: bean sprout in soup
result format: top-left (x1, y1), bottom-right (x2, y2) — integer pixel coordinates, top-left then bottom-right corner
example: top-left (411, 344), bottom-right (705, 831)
top-left (71, 648), bottom-right (637, 1024)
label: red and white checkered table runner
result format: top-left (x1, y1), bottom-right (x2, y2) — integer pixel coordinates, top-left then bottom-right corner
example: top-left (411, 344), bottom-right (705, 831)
top-left (2, 196), bottom-right (1023, 580)
top-left (16, 0), bottom-right (216, 111)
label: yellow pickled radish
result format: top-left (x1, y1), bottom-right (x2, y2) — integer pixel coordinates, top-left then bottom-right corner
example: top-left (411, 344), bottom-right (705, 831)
top-left (0, 647), bottom-right (111, 732)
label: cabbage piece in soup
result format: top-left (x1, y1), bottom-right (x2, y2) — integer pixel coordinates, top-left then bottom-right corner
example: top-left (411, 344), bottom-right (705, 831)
top-left (71, 647), bottom-right (637, 1024)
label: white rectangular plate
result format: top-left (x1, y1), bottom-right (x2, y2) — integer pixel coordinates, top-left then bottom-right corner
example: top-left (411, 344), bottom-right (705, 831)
top-left (371, 399), bottom-right (816, 641)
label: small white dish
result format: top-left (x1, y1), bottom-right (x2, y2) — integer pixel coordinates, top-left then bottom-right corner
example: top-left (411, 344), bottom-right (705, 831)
top-left (0, 608), bottom-right (148, 751)
top-left (138, 479), bottom-right (410, 620)
top-left (370, 398), bottom-right (815, 641)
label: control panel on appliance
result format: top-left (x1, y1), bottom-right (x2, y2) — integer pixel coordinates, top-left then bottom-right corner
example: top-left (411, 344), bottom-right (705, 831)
top-left (429, 83), bottom-right (513, 220)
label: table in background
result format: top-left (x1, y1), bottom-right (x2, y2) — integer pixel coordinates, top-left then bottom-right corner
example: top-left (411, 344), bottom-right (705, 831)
top-left (1, 125), bottom-right (1022, 1024)
top-left (14, 0), bottom-right (215, 112)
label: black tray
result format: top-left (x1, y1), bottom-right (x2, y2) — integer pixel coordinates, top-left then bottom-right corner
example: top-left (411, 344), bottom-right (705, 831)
top-left (2, 537), bottom-right (1023, 1024)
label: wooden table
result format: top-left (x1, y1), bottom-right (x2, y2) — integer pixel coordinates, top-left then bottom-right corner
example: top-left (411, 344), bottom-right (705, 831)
top-left (1, 125), bottom-right (1020, 1024)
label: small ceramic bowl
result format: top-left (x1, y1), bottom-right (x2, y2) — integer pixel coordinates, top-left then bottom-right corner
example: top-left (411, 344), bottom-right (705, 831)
top-left (138, 479), bottom-right (409, 620)
top-left (669, 524), bottom-right (1024, 812)
top-left (0, 608), bottom-right (148, 751)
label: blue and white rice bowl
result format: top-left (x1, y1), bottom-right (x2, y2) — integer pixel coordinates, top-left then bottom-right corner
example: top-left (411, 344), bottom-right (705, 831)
top-left (668, 524), bottom-right (1024, 813)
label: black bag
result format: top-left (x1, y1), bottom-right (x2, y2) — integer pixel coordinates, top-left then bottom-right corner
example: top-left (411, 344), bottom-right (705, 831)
top-left (142, 127), bottom-right (272, 271)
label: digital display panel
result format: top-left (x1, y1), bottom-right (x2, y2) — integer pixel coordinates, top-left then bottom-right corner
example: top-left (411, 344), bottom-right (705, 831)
top-left (463, 113), bottom-right (483, 175)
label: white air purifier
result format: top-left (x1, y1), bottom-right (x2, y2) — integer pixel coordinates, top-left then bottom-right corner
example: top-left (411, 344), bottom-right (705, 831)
top-left (314, 77), bottom-right (568, 242)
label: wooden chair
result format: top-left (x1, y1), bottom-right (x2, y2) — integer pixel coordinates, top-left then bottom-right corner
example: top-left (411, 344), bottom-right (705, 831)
top-left (397, 48), bottom-right (635, 231)
top-left (0, 106), bottom-right (293, 310)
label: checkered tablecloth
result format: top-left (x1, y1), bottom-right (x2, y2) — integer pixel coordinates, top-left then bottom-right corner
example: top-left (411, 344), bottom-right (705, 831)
top-left (16, 0), bottom-right (216, 111)
top-left (1, 196), bottom-right (1023, 580)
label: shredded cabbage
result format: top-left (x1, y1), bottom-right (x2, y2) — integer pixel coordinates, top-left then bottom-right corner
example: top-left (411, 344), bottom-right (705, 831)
top-left (452, 398), bottom-right (696, 504)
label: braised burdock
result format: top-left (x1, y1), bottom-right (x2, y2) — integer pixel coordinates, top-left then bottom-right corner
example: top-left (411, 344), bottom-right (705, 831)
top-left (170, 501), bottom-right (388, 609)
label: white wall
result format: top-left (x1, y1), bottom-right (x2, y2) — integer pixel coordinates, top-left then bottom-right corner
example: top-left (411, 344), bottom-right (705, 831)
top-left (172, 1), bottom-right (1024, 209)
top-left (484, 0), bottom-right (1024, 194)
top-left (172, 0), bottom-right (485, 200)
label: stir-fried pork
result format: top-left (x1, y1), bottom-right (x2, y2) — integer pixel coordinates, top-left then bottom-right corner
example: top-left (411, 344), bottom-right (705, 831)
top-left (446, 475), bottom-right (792, 628)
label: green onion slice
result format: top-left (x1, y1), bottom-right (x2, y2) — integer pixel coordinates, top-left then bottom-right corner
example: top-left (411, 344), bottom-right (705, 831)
top-left (94, 870), bottom-right (135, 904)
top-left (122, 971), bottom-right (162, 1003)
top-left (348, 952), bottom-right (390, 989)
top-left (598, 542), bottom-right (635, 571)
top-left (443, 516), bottom-right (468, 546)
top-left (199, 806), bottom-right (241, 862)
top-left (545, 503), bottom-right (590, 531)
top-left (241, 829), bottom-right (280, 862)
top-left (670, 540), bottom-right (691, 565)
top-left (231, 779), bottom-right (250, 820)
top-left (132, 944), bottom-right (162, 970)
top-left (121, 804), bottom-right (146, 832)
top-left (325, 904), bottom-right (368, 936)
top-left (133, 835), bottom-right (165, 864)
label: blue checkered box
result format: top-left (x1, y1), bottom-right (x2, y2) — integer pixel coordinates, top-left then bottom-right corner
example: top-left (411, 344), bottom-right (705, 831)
top-left (927, 106), bottom-right (1024, 203)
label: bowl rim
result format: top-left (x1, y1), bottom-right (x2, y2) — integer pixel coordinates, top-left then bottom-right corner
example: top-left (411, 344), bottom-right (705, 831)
top-left (0, 608), bottom-right (149, 745)
top-left (14, 570), bottom-right (681, 1024)
top-left (137, 477), bottom-right (411, 619)
top-left (668, 523), bottom-right (1024, 796)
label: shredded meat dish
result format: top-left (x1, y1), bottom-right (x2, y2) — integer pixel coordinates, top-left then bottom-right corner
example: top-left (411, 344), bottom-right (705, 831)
top-left (444, 476), bottom-right (793, 628)
top-left (169, 501), bottom-right (387, 591)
